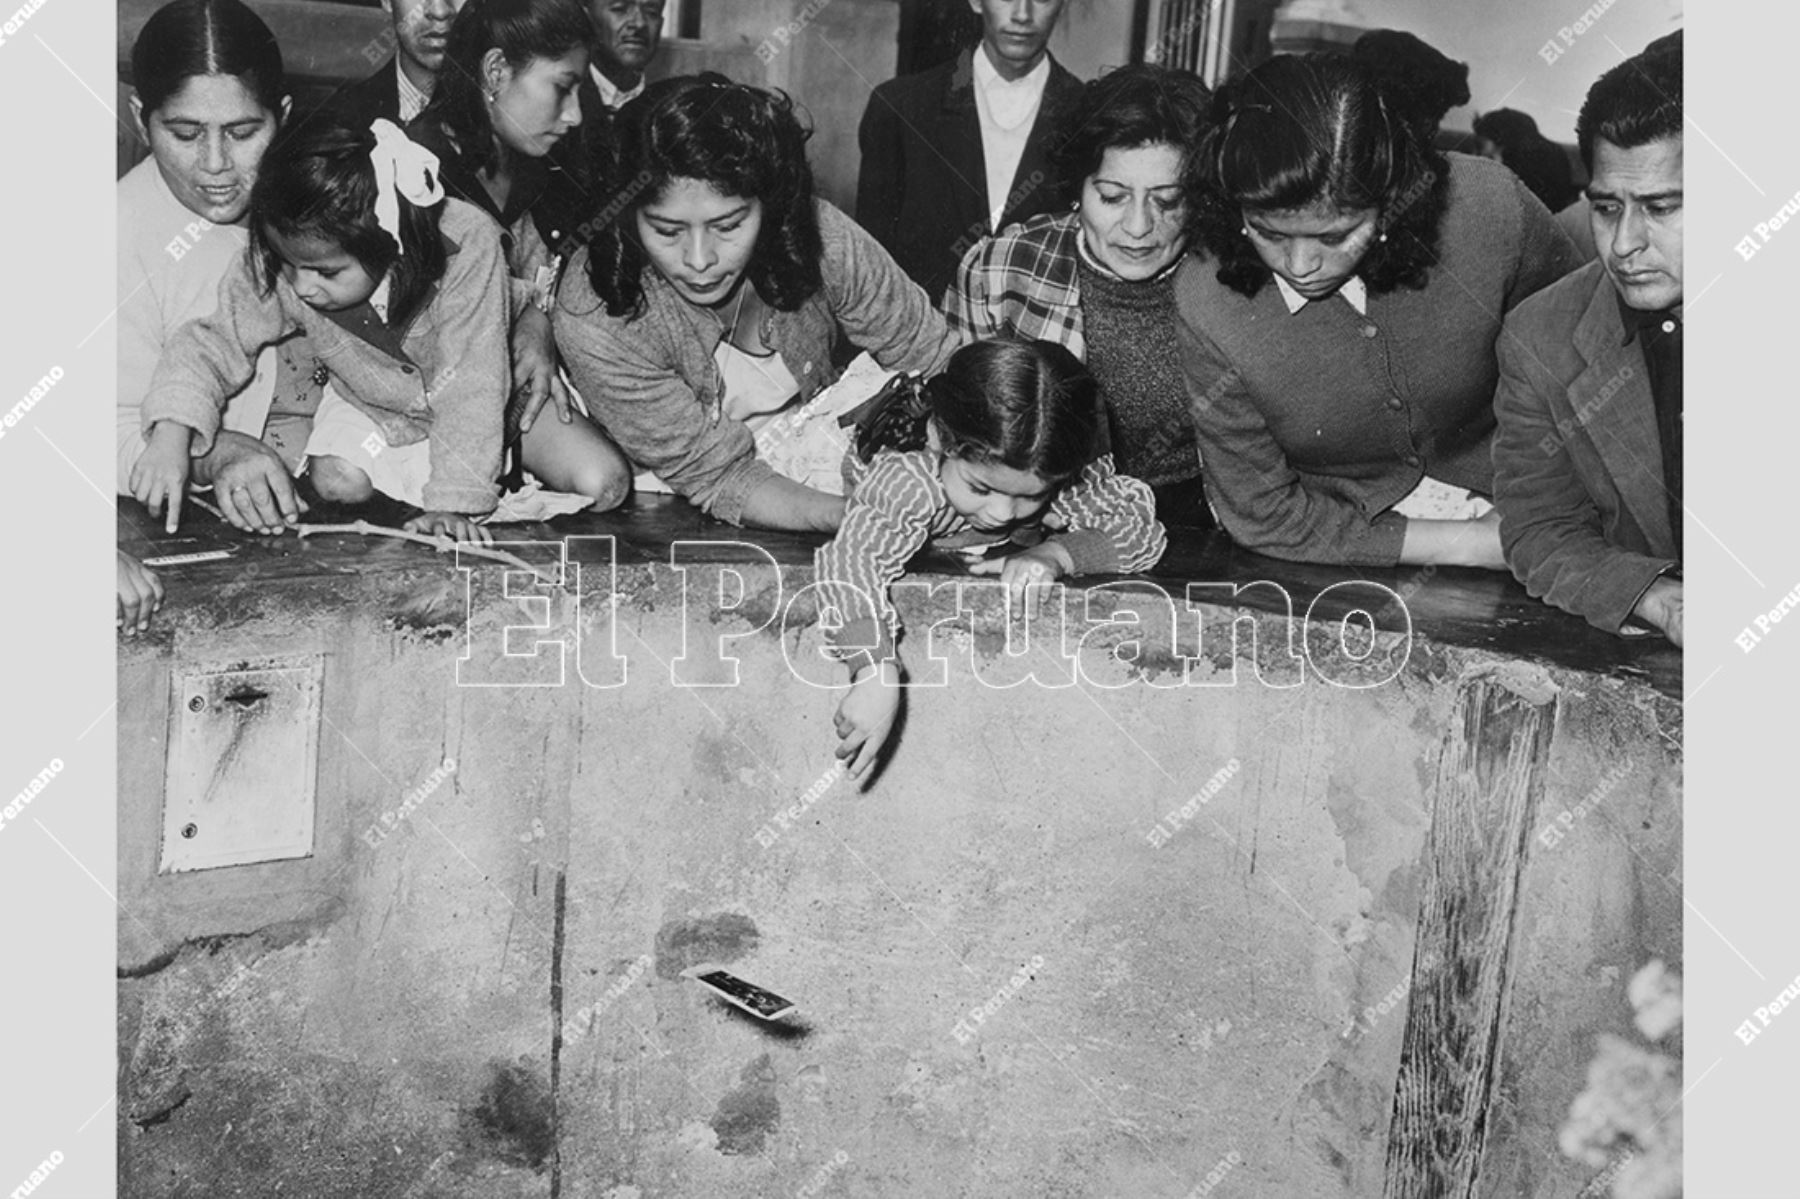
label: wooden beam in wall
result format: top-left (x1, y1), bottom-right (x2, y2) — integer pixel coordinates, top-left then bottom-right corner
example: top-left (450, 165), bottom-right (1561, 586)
top-left (1383, 668), bottom-right (1558, 1199)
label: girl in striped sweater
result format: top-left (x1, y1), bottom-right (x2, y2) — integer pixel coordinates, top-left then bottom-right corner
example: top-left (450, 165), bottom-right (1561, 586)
top-left (816, 338), bottom-right (1167, 777)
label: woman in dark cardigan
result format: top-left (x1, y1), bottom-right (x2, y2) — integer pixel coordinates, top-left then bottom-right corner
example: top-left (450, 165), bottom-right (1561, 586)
top-left (1176, 54), bottom-right (1583, 567)
top-left (552, 77), bottom-right (959, 532)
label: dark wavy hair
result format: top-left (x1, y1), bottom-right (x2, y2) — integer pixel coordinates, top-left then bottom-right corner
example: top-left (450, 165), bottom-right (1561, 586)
top-left (1577, 35), bottom-right (1682, 174)
top-left (131, 0), bottom-right (285, 116)
top-left (584, 75), bottom-right (823, 318)
top-left (414, 0), bottom-right (594, 175)
top-left (1190, 54), bottom-right (1449, 299)
top-left (1050, 63), bottom-right (1212, 201)
top-left (1473, 108), bottom-right (1579, 213)
top-left (248, 110), bottom-right (447, 328)
top-left (1349, 28), bottom-right (1469, 143)
top-left (856, 339), bottom-right (1098, 484)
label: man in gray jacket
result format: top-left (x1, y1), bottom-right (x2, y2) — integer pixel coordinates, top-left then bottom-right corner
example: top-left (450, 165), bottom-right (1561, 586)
top-left (1492, 36), bottom-right (1683, 645)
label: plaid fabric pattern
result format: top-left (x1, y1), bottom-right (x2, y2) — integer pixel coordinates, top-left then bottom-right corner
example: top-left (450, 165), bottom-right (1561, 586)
top-left (944, 211), bottom-right (1086, 357)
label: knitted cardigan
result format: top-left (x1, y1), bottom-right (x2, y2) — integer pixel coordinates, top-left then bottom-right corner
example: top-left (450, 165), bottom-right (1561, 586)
top-left (1174, 153), bottom-right (1583, 565)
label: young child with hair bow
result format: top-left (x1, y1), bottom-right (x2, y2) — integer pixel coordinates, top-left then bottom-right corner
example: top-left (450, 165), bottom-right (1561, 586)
top-left (817, 338), bottom-right (1167, 777)
top-left (135, 113), bottom-right (512, 544)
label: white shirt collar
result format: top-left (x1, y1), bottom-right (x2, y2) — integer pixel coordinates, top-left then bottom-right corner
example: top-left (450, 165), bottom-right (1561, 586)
top-left (369, 274), bottom-right (393, 324)
top-left (592, 66), bottom-right (644, 110)
top-left (395, 58), bottom-right (429, 124)
top-left (1274, 274), bottom-right (1368, 315)
top-left (971, 45), bottom-right (1050, 126)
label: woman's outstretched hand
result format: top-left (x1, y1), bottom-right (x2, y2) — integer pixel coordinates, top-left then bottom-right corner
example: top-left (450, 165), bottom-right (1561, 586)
top-left (196, 431), bottom-right (307, 535)
top-left (511, 307), bottom-right (573, 433)
top-left (129, 421), bottom-right (196, 534)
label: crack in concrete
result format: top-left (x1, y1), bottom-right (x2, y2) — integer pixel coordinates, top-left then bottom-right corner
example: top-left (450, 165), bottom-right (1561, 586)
top-left (116, 898), bottom-right (347, 978)
top-left (549, 869), bottom-right (568, 1198)
top-left (131, 1085), bottom-right (192, 1130)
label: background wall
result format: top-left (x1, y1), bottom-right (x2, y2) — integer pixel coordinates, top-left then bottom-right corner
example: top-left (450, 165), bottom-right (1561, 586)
top-left (657, 0), bottom-right (900, 213)
top-left (1347, 0), bottom-right (1683, 141)
top-left (954, 0), bottom-right (1685, 147)
top-left (119, 0), bottom-right (1685, 199)
top-left (1050, 0), bottom-right (1137, 81)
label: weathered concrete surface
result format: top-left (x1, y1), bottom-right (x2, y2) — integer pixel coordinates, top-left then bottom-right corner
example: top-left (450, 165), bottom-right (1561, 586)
top-left (1476, 681), bottom-right (1683, 1198)
top-left (117, 558), bottom-right (1679, 1198)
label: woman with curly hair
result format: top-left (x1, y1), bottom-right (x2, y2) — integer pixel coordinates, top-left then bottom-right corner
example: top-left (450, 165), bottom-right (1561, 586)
top-left (944, 64), bottom-right (1213, 527)
top-left (553, 75), bottom-right (961, 530)
top-left (1176, 54), bottom-right (1582, 567)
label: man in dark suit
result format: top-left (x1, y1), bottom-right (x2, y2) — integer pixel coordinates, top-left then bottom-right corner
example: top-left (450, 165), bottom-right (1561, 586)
top-left (856, 0), bottom-right (1079, 304)
top-left (586, 0), bottom-right (663, 109)
top-left (537, 0), bottom-right (666, 256)
top-left (1493, 38), bottom-right (1683, 645)
top-left (330, 0), bottom-right (462, 130)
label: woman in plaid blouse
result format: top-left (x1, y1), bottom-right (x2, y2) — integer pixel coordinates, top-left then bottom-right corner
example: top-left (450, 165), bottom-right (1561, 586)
top-left (944, 65), bottom-right (1214, 528)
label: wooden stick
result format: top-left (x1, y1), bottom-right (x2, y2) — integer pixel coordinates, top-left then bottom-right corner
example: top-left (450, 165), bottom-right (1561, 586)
top-left (183, 494), bottom-right (563, 586)
top-left (295, 520), bottom-right (563, 586)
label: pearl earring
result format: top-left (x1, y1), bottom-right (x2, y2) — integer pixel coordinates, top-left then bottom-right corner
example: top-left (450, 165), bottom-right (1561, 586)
top-left (1240, 225), bottom-right (1249, 235)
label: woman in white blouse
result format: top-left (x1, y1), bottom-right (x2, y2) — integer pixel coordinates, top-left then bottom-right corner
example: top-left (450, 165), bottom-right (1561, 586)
top-left (118, 0), bottom-right (307, 536)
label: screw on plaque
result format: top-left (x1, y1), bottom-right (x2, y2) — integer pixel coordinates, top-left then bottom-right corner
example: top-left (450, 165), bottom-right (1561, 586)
top-left (181, 823), bottom-right (198, 839)
top-left (188, 696), bottom-right (206, 712)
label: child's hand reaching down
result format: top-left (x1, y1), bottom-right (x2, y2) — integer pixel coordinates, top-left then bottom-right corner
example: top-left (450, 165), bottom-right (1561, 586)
top-left (967, 541), bottom-right (1073, 619)
top-left (835, 661), bottom-right (902, 780)
top-left (816, 340), bottom-right (1138, 779)
top-left (404, 511), bottom-right (494, 547)
top-left (129, 421), bottom-right (196, 534)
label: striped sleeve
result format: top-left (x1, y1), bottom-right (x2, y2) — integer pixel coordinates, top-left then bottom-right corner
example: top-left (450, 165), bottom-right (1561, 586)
top-left (813, 453), bottom-right (941, 670)
top-left (1045, 453), bottom-right (1168, 575)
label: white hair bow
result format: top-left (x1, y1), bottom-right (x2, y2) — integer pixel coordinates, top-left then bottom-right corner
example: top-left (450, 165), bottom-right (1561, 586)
top-left (368, 118), bottom-right (445, 256)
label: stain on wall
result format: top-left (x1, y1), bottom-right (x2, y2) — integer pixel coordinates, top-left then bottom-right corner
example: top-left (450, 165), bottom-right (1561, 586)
top-left (654, 912), bottom-right (761, 981)
top-left (710, 1053), bottom-right (782, 1155)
